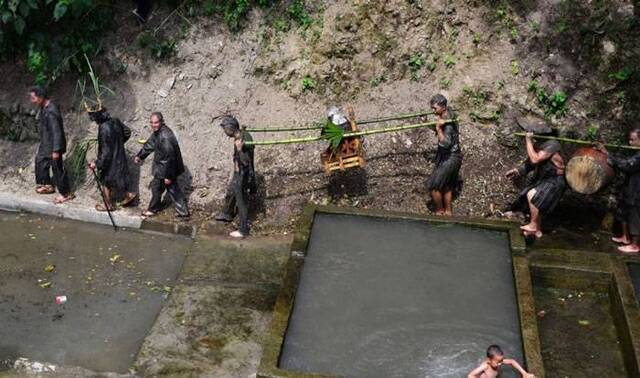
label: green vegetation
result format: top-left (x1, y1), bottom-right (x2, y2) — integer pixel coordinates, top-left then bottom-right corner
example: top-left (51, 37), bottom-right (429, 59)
top-left (443, 55), bottom-right (456, 69)
top-left (510, 60), bottom-right (519, 76)
top-left (1, 0), bottom-right (113, 85)
top-left (528, 80), bottom-right (569, 117)
top-left (586, 124), bottom-right (600, 141)
top-left (301, 75), bottom-right (315, 91)
top-left (440, 77), bottom-right (451, 89)
top-left (408, 54), bottom-right (424, 81)
top-left (609, 68), bottom-right (632, 82)
top-left (461, 85), bottom-right (490, 108)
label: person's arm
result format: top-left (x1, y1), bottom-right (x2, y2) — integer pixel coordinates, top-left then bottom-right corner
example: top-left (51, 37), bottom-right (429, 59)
top-left (467, 362), bottom-right (488, 378)
top-left (48, 111), bottom-right (65, 155)
top-left (136, 133), bottom-right (156, 162)
top-left (95, 124), bottom-right (112, 171)
top-left (609, 153), bottom-right (640, 174)
top-left (503, 359), bottom-right (535, 378)
top-left (437, 122), bottom-right (454, 149)
top-left (525, 133), bottom-right (552, 164)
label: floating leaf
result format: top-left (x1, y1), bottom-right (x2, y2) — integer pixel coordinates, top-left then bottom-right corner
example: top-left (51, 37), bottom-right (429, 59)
top-left (39, 281), bottom-right (52, 289)
top-left (578, 320), bottom-right (590, 326)
top-left (44, 264), bottom-right (56, 273)
top-left (109, 254), bottom-right (121, 264)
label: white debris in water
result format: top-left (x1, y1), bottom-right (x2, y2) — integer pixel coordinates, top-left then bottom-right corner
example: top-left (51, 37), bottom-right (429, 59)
top-left (13, 358), bottom-right (57, 373)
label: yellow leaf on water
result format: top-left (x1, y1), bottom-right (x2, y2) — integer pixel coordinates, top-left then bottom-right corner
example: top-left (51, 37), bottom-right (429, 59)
top-left (44, 264), bottom-right (56, 273)
top-left (578, 320), bottom-right (590, 326)
top-left (109, 254), bottom-right (121, 264)
top-left (137, 139), bottom-right (147, 144)
top-left (39, 281), bottom-right (51, 289)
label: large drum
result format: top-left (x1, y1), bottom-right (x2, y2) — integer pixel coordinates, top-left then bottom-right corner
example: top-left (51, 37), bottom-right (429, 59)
top-left (565, 147), bottom-right (615, 194)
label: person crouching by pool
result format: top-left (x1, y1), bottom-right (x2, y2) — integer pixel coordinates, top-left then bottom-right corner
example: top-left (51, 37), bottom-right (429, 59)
top-left (505, 132), bottom-right (566, 239)
top-left (597, 128), bottom-right (640, 253)
top-left (468, 345), bottom-right (535, 378)
top-left (426, 94), bottom-right (462, 216)
top-left (214, 116), bottom-right (256, 238)
top-left (133, 112), bottom-right (189, 218)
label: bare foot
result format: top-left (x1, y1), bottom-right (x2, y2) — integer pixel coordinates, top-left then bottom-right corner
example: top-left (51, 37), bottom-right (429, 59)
top-left (523, 229), bottom-right (543, 239)
top-left (444, 211), bottom-right (453, 216)
top-left (141, 210), bottom-right (156, 218)
top-left (612, 236), bottom-right (631, 245)
top-left (618, 244), bottom-right (640, 253)
top-left (520, 224), bottom-right (537, 232)
top-left (36, 185), bottom-right (55, 194)
top-left (435, 210), bottom-right (445, 216)
top-left (53, 193), bottom-right (75, 204)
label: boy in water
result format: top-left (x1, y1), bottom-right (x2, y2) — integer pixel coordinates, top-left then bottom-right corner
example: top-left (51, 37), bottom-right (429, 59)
top-left (468, 345), bottom-right (534, 378)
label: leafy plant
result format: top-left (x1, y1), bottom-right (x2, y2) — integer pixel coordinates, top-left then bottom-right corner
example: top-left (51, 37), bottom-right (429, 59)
top-left (586, 124), bottom-right (599, 141)
top-left (440, 77), bottom-right (452, 89)
top-left (443, 55), bottom-right (456, 68)
top-left (288, 0), bottom-right (312, 29)
top-left (609, 68), bottom-right (632, 81)
top-left (408, 54), bottom-right (424, 81)
top-left (301, 75), bottom-right (315, 91)
top-left (150, 38), bottom-right (177, 60)
top-left (322, 121), bottom-right (345, 151)
top-left (67, 137), bottom-right (97, 189)
top-left (370, 75), bottom-right (385, 87)
top-left (472, 32), bottom-right (482, 45)
top-left (510, 60), bottom-right (519, 76)
top-left (510, 27), bottom-right (519, 40)
top-left (527, 80), bottom-right (568, 117)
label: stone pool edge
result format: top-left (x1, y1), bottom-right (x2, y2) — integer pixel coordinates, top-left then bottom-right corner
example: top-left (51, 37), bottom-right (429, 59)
top-left (257, 204), bottom-right (545, 378)
top-left (0, 192), bottom-right (195, 237)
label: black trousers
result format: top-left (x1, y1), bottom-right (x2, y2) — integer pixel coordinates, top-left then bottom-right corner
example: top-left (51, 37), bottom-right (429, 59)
top-left (222, 172), bottom-right (250, 234)
top-left (148, 177), bottom-right (189, 216)
top-left (35, 155), bottom-right (71, 195)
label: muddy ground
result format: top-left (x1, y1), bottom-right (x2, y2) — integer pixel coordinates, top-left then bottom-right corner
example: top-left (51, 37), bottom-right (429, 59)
top-left (0, 0), bottom-right (638, 234)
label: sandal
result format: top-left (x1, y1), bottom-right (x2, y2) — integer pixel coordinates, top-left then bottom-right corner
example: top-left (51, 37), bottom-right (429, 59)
top-left (53, 193), bottom-right (75, 204)
top-left (36, 185), bottom-right (55, 194)
top-left (95, 203), bottom-right (117, 212)
top-left (119, 192), bottom-right (138, 207)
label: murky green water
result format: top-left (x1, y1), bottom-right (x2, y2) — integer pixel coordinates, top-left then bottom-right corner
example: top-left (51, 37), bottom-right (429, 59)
top-left (280, 213), bottom-right (524, 378)
top-left (0, 211), bottom-right (190, 373)
top-left (533, 286), bottom-right (628, 377)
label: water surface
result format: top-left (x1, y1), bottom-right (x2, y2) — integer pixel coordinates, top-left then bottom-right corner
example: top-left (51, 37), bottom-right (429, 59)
top-left (280, 213), bottom-right (523, 378)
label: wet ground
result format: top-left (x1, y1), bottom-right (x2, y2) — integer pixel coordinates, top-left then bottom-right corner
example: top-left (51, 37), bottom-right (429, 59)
top-left (533, 287), bottom-right (628, 377)
top-left (0, 211), bottom-right (191, 373)
top-left (280, 213), bottom-right (523, 378)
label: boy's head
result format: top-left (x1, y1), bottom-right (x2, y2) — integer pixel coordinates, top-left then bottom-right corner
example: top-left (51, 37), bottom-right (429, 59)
top-left (486, 345), bottom-right (504, 368)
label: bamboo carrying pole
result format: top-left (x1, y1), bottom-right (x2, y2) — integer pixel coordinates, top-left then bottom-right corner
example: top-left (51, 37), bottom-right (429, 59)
top-left (244, 110), bottom-right (437, 133)
top-left (245, 119), bottom-right (456, 146)
top-left (514, 132), bottom-right (640, 151)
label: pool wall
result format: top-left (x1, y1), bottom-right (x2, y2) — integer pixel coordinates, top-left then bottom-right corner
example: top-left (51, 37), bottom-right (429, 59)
top-left (258, 204), bottom-right (544, 378)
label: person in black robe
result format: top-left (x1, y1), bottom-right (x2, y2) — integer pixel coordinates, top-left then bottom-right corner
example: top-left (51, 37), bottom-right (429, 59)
top-left (598, 129), bottom-right (640, 253)
top-left (214, 116), bottom-right (256, 238)
top-left (29, 86), bottom-right (74, 204)
top-left (87, 108), bottom-right (137, 211)
top-left (426, 94), bottom-right (462, 216)
top-left (506, 132), bottom-right (566, 238)
top-left (134, 112), bottom-right (189, 218)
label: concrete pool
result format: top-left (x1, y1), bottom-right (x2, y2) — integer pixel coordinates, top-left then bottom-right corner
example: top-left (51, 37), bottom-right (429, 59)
top-left (0, 211), bottom-right (191, 373)
top-left (259, 206), bottom-right (542, 378)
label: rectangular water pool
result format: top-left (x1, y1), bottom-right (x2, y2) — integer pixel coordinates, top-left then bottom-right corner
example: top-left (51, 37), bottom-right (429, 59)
top-left (260, 206), bottom-right (541, 378)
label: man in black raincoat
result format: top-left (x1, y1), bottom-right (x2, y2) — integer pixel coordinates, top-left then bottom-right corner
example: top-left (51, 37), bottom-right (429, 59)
top-left (29, 86), bottom-right (74, 204)
top-left (599, 128), bottom-right (640, 253)
top-left (134, 112), bottom-right (189, 218)
top-left (506, 132), bottom-right (566, 239)
top-left (87, 108), bottom-right (137, 211)
top-left (214, 116), bottom-right (256, 238)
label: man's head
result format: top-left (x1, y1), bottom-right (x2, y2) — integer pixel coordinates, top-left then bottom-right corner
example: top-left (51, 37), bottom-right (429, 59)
top-left (629, 128), bottom-right (640, 147)
top-left (29, 86), bottom-right (48, 107)
top-left (88, 108), bottom-right (109, 124)
top-left (486, 345), bottom-right (505, 368)
top-left (150, 112), bottom-right (165, 132)
top-left (430, 94), bottom-right (448, 116)
top-left (220, 115), bottom-right (240, 138)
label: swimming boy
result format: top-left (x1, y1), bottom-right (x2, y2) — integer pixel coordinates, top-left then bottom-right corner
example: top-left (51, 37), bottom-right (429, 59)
top-left (467, 345), bottom-right (535, 378)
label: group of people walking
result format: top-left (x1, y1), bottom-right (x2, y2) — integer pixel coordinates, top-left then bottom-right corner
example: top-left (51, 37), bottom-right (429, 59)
top-left (29, 86), bottom-right (254, 238)
top-left (28, 87), bottom-right (640, 248)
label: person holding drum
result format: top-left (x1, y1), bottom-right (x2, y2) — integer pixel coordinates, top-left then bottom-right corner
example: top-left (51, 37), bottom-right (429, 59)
top-left (505, 132), bottom-right (566, 238)
top-left (598, 129), bottom-right (640, 253)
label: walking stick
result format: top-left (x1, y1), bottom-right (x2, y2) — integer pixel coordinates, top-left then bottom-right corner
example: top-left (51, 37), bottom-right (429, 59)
top-left (90, 166), bottom-right (117, 231)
